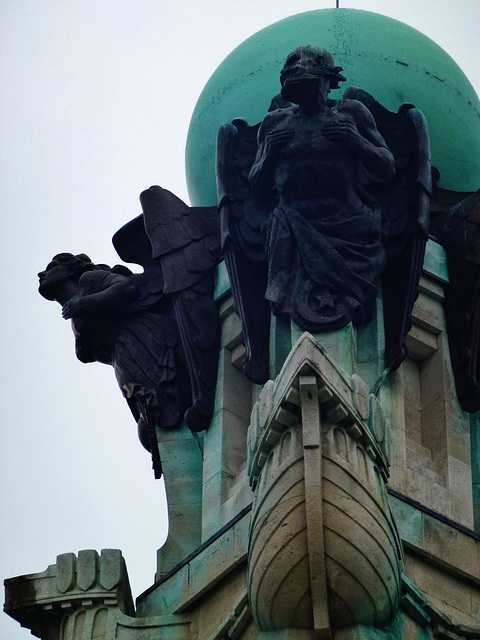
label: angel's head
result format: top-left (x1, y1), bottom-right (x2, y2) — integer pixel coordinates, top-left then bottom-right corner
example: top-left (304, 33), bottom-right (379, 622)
top-left (38, 253), bottom-right (95, 302)
top-left (280, 45), bottom-right (346, 103)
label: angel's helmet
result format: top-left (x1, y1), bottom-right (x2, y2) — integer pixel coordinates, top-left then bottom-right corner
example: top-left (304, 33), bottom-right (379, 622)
top-left (280, 45), bottom-right (346, 102)
top-left (38, 253), bottom-right (95, 301)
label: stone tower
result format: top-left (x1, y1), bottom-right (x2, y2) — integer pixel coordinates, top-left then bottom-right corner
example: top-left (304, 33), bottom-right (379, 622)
top-left (5, 9), bottom-right (480, 640)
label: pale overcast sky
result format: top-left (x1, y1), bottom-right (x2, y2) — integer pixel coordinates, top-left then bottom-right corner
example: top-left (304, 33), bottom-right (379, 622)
top-left (1, 2), bottom-right (479, 638)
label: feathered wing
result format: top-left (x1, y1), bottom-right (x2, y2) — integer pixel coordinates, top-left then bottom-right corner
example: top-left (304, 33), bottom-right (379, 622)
top-left (113, 186), bottom-right (222, 433)
top-left (140, 186), bottom-right (222, 431)
top-left (113, 186), bottom-right (221, 298)
top-left (344, 87), bottom-right (432, 371)
top-left (216, 119), bottom-right (273, 384)
top-left (139, 186), bottom-right (221, 292)
top-left (431, 188), bottom-right (480, 412)
top-left (112, 214), bottom-right (166, 311)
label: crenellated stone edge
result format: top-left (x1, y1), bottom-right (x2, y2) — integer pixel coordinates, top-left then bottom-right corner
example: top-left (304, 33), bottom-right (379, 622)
top-left (5, 549), bottom-right (133, 619)
top-left (4, 549), bottom-right (192, 640)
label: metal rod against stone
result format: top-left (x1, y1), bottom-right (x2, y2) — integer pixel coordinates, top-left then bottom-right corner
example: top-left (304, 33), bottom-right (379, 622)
top-left (371, 365), bottom-right (392, 396)
top-left (191, 430), bottom-right (204, 458)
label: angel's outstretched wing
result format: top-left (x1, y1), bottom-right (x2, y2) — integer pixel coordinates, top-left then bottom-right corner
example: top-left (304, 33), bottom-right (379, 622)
top-left (344, 87), bottom-right (432, 371)
top-left (112, 214), bottom-right (166, 311)
top-left (431, 188), bottom-right (480, 412)
top-left (113, 186), bottom-right (222, 432)
top-left (140, 186), bottom-right (221, 293)
top-left (113, 186), bottom-right (222, 301)
top-left (142, 186), bottom-right (222, 432)
top-left (216, 120), bottom-right (273, 384)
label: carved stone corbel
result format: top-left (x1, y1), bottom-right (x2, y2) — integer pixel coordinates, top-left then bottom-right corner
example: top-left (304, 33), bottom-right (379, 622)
top-left (246, 333), bottom-right (403, 640)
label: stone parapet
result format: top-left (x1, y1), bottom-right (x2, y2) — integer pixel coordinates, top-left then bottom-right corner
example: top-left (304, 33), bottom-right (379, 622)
top-left (4, 549), bottom-right (191, 640)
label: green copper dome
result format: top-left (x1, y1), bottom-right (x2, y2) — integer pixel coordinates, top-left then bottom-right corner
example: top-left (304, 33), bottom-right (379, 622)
top-left (185, 8), bottom-right (480, 206)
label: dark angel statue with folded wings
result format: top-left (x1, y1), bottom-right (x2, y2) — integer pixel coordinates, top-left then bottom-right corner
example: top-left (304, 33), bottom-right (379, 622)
top-left (430, 184), bottom-right (480, 412)
top-left (38, 187), bottom-right (221, 477)
top-left (217, 45), bottom-right (431, 384)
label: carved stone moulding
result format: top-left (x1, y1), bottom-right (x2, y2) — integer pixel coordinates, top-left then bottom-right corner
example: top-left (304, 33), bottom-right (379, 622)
top-left (4, 549), bottom-right (191, 640)
top-left (246, 333), bottom-right (403, 638)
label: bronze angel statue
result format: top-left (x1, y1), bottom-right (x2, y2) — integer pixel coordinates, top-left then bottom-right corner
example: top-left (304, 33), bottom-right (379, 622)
top-left (39, 187), bottom-right (221, 477)
top-left (217, 45), bottom-right (431, 385)
top-left (430, 183), bottom-right (480, 412)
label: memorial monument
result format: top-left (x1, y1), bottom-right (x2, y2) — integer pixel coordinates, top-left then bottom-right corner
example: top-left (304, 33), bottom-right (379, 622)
top-left (5, 8), bottom-right (480, 640)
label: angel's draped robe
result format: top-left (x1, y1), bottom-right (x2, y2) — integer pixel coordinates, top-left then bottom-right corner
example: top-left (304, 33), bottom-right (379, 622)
top-left (71, 269), bottom-right (185, 428)
top-left (263, 201), bottom-right (386, 331)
